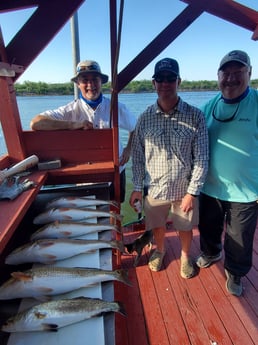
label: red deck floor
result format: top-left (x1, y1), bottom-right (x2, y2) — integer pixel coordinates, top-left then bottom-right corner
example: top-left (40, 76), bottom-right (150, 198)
top-left (115, 222), bottom-right (258, 345)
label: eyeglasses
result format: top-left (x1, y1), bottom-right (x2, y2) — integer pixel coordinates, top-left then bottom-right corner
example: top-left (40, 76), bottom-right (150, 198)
top-left (78, 76), bottom-right (101, 84)
top-left (154, 75), bottom-right (178, 83)
top-left (218, 69), bottom-right (249, 79)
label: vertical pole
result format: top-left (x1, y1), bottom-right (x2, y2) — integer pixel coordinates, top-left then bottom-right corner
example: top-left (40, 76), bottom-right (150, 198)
top-left (70, 12), bottom-right (80, 99)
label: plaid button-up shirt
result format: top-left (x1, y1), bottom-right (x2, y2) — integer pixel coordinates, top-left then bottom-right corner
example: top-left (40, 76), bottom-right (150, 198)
top-left (132, 98), bottom-right (209, 201)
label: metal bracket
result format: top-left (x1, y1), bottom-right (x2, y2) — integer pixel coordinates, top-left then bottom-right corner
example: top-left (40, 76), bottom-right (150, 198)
top-left (0, 62), bottom-right (24, 77)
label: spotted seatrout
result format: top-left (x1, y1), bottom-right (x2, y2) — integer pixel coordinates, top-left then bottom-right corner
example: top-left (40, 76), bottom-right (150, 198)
top-left (1, 296), bottom-right (126, 332)
top-left (30, 221), bottom-right (121, 240)
top-left (5, 238), bottom-right (125, 265)
top-left (0, 266), bottom-right (132, 300)
top-left (46, 196), bottom-right (119, 209)
top-left (33, 207), bottom-right (122, 225)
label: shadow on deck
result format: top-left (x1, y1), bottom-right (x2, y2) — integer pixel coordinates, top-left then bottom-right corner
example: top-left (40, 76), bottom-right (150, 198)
top-left (115, 223), bottom-right (258, 345)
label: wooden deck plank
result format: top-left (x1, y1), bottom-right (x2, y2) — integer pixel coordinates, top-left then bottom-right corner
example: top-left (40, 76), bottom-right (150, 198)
top-left (114, 268), bottom-right (148, 345)
top-left (165, 231), bottom-right (231, 345)
top-left (116, 224), bottom-right (258, 345)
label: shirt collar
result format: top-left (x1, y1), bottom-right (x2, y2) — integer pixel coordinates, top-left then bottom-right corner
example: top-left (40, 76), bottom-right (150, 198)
top-left (155, 97), bottom-right (181, 116)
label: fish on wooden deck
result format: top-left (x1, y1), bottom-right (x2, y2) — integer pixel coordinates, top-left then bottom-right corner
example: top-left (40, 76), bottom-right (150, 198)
top-left (124, 229), bottom-right (153, 267)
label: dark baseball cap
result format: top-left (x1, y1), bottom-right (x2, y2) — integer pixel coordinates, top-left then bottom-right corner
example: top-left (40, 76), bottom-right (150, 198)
top-left (152, 58), bottom-right (180, 78)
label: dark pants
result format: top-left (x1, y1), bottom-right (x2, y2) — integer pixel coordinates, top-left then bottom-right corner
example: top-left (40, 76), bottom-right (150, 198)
top-left (110, 169), bottom-right (126, 203)
top-left (199, 193), bottom-right (258, 276)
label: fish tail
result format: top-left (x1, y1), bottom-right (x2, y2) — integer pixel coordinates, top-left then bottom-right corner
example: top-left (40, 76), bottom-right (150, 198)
top-left (115, 269), bottom-right (132, 286)
top-left (110, 211), bottom-right (123, 222)
top-left (113, 225), bottom-right (122, 233)
top-left (115, 301), bottom-right (126, 316)
top-left (42, 323), bottom-right (59, 332)
top-left (111, 240), bottom-right (125, 253)
top-left (110, 200), bottom-right (120, 209)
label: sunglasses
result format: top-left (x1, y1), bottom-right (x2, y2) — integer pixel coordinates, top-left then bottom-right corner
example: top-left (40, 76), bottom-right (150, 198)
top-left (154, 75), bottom-right (178, 83)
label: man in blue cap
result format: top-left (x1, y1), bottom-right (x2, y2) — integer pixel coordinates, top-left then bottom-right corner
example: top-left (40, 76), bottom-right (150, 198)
top-left (130, 58), bottom-right (209, 277)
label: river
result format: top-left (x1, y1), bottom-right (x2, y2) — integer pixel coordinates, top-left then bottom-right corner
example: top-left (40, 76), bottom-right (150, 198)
top-left (0, 91), bottom-right (217, 223)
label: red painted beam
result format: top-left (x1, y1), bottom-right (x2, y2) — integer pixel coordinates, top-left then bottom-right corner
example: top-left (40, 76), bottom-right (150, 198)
top-left (181, 0), bottom-right (258, 35)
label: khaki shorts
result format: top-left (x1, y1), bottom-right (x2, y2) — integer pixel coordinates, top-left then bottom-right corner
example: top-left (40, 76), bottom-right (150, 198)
top-left (144, 195), bottom-right (199, 231)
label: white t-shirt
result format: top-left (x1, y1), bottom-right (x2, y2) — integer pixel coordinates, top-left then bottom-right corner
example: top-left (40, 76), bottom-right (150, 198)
top-left (40, 96), bottom-right (137, 172)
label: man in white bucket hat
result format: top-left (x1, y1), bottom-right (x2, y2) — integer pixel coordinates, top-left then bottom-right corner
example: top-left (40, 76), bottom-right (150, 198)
top-left (31, 60), bottom-right (137, 202)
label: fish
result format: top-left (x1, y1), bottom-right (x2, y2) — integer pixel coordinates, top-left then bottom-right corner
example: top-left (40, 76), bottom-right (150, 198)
top-left (30, 221), bottom-right (121, 240)
top-left (5, 238), bottom-right (125, 265)
top-left (125, 230), bottom-right (153, 267)
top-left (1, 296), bottom-right (126, 333)
top-left (33, 207), bottom-right (122, 225)
top-left (46, 196), bottom-right (119, 210)
top-left (0, 266), bottom-right (132, 300)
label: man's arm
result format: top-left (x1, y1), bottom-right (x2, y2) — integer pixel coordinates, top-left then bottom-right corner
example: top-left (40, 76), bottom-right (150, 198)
top-left (30, 115), bottom-right (93, 131)
top-left (119, 130), bottom-right (134, 166)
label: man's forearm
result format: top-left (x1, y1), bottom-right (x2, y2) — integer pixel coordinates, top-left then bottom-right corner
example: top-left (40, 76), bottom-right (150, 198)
top-left (30, 115), bottom-right (87, 131)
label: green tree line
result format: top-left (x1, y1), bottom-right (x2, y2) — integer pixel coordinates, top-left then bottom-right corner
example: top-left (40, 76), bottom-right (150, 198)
top-left (15, 79), bottom-right (258, 96)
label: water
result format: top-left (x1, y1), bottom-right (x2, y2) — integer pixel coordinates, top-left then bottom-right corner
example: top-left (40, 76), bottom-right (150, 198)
top-left (0, 91), bottom-right (217, 223)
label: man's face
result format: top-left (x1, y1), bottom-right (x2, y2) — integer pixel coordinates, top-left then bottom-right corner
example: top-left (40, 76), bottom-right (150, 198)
top-left (218, 62), bottom-right (251, 99)
top-left (152, 72), bottom-right (180, 99)
top-left (77, 73), bottom-right (102, 100)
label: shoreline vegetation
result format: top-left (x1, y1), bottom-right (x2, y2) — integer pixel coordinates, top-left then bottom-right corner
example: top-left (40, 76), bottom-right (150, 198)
top-left (15, 79), bottom-right (258, 96)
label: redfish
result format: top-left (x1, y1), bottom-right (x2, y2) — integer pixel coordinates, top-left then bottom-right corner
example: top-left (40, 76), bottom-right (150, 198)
top-left (33, 207), bottom-right (122, 225)
top-left (5, 238), bottom-right (125, 265)
top-left (46, 196), bottom-right (119, 209)
top-left (30, 221), bottom-right (121, 240)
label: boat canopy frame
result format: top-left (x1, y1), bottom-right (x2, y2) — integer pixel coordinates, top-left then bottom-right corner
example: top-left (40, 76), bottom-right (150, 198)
top-left (0, 0), bottom-right (257, 256)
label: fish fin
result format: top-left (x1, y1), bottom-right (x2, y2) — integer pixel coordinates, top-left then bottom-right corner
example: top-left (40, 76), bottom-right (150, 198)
top-left (112, 225), bottom-right (122, 233)
top-left (110, 211), bottom-right (123, 222)
top-left (115, 269), bottom-right (133, 287)
top-left (11, 271), bottom-right (33, 281)
top-left (110, 240), bottom-right (125, 253)
top-left (42, 254), bottom-right (57, 262)
top-left (38, 240), bottom-right (56, 248)
top-left (42, 323), bottom-right (59, 332)
top-left (35, 295), bottom-right (52, 302)
top-left (83, 283), bottom-right (99, 288)
top-left (53, 220), bottom-right (61, 227)
top-left (110, 200), bottom-right (120, 209)
top-left (115, 301), bottom-right (127, 316)
top-left (60, 231), bottom-right (72, 236)
top-left (34, 311), bottom-right (47, 320)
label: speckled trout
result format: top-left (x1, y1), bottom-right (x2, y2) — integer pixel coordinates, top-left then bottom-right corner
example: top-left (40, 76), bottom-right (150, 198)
top-left (0, 266), bottom-right (132, 300)
top-left (33, 207), bottom-right (122, 225)
top-left (46, 196), bottom-right (119, 209)
top-left (30, 221), bottom-right (121, 240)
top-left (5, 238), bottom-right (125, 265)
top-left (1, 296), bottom-right (126, 332)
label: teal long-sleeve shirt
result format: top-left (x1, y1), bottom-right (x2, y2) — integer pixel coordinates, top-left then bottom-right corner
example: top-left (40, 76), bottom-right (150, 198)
top-left (200, 88), bottom-right (258, 202)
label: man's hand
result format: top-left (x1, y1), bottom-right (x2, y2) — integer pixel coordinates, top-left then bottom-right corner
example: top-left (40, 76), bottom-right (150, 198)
top-left (71, 120), bottom-right (93, 130)
top-left (119, 146), bottom-right (131, 166)
top-left (180, 193), bottom-right (196, 213)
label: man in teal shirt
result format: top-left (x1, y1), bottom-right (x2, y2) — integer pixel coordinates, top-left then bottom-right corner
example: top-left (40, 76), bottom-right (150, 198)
top-left (196, 50), bottom-right (258, 296)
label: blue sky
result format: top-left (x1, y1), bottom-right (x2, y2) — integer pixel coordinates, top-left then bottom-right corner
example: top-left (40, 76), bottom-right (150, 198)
top-left (1, 0), bottom-right (257, 83)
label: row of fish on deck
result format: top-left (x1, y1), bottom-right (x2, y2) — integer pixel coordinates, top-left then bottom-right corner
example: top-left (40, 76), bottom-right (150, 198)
top-left (0, 196), bottom-right (131, 334)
